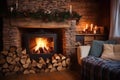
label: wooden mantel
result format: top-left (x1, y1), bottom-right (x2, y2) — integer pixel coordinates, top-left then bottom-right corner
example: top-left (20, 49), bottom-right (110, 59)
top-left (9, 18), bottom-right (70, 28)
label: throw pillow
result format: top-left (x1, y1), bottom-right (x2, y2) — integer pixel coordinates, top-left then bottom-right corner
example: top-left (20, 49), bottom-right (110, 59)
top-left (88, 40), bottom-right (117, 57)
top-left (101, 44), bottom-right (120, 61)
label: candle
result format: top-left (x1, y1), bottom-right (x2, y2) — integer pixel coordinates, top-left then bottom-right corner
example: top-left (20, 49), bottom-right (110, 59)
top-left (86, 24), bottom-right (88, 29)
top-left (16, 0), bottom-right (18, 9)
top-left (69, 5), bottom-right (72, 14)
top-left (90, 24), bottom-right (93, 31)
top-left (10, 7), bottom-right (14, 12)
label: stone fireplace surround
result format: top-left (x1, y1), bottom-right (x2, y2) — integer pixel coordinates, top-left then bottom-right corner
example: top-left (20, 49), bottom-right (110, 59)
top-left (3, 18), bottom-right (77, 56)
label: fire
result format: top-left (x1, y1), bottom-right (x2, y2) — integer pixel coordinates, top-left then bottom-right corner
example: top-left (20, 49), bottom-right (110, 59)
top-left (35, 38), bottom-right (49, 51)
top-left (30, 37), bottom-right (54, 54)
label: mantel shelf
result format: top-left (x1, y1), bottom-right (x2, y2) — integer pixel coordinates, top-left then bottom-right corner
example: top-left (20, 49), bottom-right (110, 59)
top-left (7, 18), bottom-right (71, 28)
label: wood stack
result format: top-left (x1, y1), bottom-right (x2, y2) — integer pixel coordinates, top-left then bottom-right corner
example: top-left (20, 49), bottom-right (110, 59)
top-left (0, 47), bottom-right (71, 76)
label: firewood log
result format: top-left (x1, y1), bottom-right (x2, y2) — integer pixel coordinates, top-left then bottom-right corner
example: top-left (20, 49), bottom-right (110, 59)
top-left (62, 60), bottom-right (66, 67)
top-left (10, 60), bottom-right (16, 65)
top-left (45, 68), bottom-right (50, 72)
top-left (15, 57), bottom-right (20, 62)
top-left (0, 57), bottom-right (6, 64)
top-left (20, 58), bottom-right (26, 64)
top-left (50, 67), bottom-right (56, 72)
top-left (53, 63), bottom-right (58, 67)
top-left (1, 51), bottom-right (8, 56)
top-left (39, 57), bottom-right (46, 65)
top-left (29, 70), bottom-right (36, 74)
top-left (6, 56), bottom-right (13, 64)
top-left (57, 66), bottom-right (63, 71)
top-left (26, 58), bottom-right (31, 64)
top-left (2, 69), bottom-right (10, 73)
top-left (9, 46), bottom-right (17, 53)
top-left (23, 64), bottom-right (29, 68)
top-left (31, 60), bottom-right (37, 67)
top-left (66, 58), bottom-right (70, 65)
top-left (59, 54), bottom-right (66, 60)
top-left (52, 56), bottom-right (57, 63)
top-left (54, 54), bottom-right (60, 60)
top-left (3, 63), bottom-right (8, 69)
top-left (48, 63), bottom-right (53, 69)
top-left (22, 49), bottom-right (27, 55)
top-left (14, 66), bottom-right (19, 72)
top-left (8, 53), bottom-right (14, 57)
top-left (58, 62), bottom-right (62, 66)
top-left (37, 63), bottom-right (42, 69)
top-left (46, 58), bottom-right (50, 64)
top-left (8, 65), bottom-right (14, 71)
top-left (24, 69), bottom-right (30, 74)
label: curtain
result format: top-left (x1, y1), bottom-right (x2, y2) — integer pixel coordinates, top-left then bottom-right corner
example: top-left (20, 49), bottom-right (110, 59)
top-left (110, 0), bottom-right (120, 43)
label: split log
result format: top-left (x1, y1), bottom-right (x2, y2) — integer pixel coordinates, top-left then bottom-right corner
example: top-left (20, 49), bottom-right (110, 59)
top-left (8, 53), bottom-right (14, 57)
top-left (6, 56), bottom-right (13, 64)
top-left (50, 67), bottom-right (56, 72)
top-left (62, 60), bottom-right (66, 67)
top-left (54, 54), bottom-right (60, 60)
top-left (14, 66), bottom-right (20, 72)
top-left (0, 57), bottom-right (6, 64)
top-left (8, 65), bottom-right (14, 71)
top-left (23, 64), bottom-right (29, 68)
top-left (45, 68), bottom-right (50, 72)
top-left (1, 51), bottom-right (8, 56)
top-left (24, 69), bottom-right (30, 74)
top-left (37, 63), bottom-right (42, 69)
top-left (48, 64), bottom-right (53, 69)
top-left (29, 70), bottom-right (36, 74)
top-left (59, 54), bottom-right (66, 60)
top-left (3, 63), bottom-right (8, 69)
top-left (26, 58), bottom-right (31, 64)
top-left (52, 56), bottom-right (57, 63)
top-left (53, 63), bottom-right (58, 67)
top-left (66, 58), bottom-right (70, 65)
top-left (9, 46), bottom-right (17, 53)
top-left (22, 49), bottom-right (27, 55)
top-left (46, 58), bottom-right (50, 64)
top-left (15, 57), bottom-right (20, 62)
top-left (39, 57), bottom-right (46, 65)
top-left (31, 60), bottom-right (37, 67)
top-left (20, 58), bottom-right (26, 64)
top-left (57, 66), bottom-right (63, 71)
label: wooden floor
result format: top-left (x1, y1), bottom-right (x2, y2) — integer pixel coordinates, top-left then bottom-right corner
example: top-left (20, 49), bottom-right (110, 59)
top-left (1, 70), bottom-right (80, 80)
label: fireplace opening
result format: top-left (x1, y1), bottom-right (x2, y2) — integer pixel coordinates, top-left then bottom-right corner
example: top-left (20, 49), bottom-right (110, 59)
top-left (30, 37), bottom-right (54, 54)
top-left (20, 28), bottom-right (63, 60)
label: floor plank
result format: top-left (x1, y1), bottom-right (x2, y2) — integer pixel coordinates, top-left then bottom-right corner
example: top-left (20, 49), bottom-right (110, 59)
top-left (1, 70), bottom-right (80, 80)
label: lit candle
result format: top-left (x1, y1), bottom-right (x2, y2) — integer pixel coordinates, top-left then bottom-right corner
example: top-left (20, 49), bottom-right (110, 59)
top-left (10, 7), bottom-right (14, 12)
top-left (90, 24), bottom-right (93, 31)
top-left (93, 25), bottom-right (97, 34)
top-left (69, 5), bottom-right (72, 14)
top-left (86, 24), bottom-right (88, 29)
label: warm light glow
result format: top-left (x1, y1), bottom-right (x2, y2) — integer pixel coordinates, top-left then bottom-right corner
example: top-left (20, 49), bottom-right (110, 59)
top-left (86, 24), bottom-right (88, 29)
top-left (35, 38), bottom-right (49, 51)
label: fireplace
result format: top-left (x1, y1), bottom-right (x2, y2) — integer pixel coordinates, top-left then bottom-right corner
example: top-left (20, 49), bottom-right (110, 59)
top-left (20, 28), bottom-right (64, 60)
top-left (3, 19), bottom-right (76, 57)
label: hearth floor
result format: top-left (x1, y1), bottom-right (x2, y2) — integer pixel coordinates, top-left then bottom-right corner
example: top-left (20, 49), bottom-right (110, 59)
top-left (1, 70), bottom-right (80, 80)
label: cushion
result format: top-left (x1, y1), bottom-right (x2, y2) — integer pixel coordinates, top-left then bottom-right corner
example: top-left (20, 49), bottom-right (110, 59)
top-left (88, 40), bottom-right (117, 57)
top-left (101, 44), bottom-right (120, 61)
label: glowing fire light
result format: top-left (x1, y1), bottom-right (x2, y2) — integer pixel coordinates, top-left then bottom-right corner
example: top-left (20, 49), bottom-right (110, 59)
top-left (35, 38), bottom-right (49, 51)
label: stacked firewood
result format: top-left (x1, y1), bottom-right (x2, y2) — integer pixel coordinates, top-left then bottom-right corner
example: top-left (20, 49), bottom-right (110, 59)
top-left (0, 46), bottom-right (70, 76)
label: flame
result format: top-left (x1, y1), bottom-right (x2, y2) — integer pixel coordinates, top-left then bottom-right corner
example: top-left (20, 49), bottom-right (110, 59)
top-left (35, 38), bottom-right (49, 51)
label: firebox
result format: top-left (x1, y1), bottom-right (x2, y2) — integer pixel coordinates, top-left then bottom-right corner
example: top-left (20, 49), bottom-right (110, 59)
top-left (21, 29), bottom-right (59, 60)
